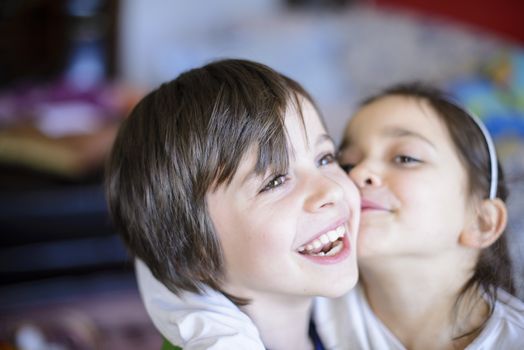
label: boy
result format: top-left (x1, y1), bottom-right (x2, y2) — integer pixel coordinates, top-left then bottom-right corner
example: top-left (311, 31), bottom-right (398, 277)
top-left (105, 59), bottom-right (360, 349)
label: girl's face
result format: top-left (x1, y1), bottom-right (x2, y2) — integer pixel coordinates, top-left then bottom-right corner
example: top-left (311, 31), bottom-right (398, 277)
top-left (339, 95), bottom-right (477, 260)
top-left (207, 98), bottom-right (360, 301)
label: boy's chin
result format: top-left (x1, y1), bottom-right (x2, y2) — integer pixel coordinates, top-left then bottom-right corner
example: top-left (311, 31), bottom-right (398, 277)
top-left (316, 273), bottom-right (359, 299)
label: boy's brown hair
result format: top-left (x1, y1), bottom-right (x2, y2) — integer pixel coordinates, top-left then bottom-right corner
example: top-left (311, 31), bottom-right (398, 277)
top-left (105, 59), bottom-right (317, 299)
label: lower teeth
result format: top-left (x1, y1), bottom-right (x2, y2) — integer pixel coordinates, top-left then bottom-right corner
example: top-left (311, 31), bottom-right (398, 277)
top-left (309, 240), bottom-right (343, 257)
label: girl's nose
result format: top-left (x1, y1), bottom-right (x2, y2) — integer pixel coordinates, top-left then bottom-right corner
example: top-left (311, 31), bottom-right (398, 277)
top-left (349, 163), bottom-right (382, 188)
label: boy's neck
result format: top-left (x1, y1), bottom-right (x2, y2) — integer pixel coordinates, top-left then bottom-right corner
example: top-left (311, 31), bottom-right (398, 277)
top-left (359, 251), bottom-right (488, 350)
top-left (239, 294), bottom-right (314, 350)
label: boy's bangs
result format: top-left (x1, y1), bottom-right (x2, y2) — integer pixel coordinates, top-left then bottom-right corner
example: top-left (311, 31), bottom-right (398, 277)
top-left (254, 92), bottom-right (308, 177)
top-left (237, 91), bottom-right (311, 187)
top-left (210, 103), bottom-right (290, 190)
top-left (254, 123), bottom-right (291, 178)
top-left (202, 61), bottom-right (310, 191)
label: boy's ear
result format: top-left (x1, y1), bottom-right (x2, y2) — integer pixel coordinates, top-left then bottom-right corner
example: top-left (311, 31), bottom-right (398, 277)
top-left (460, 198), bottom-right (508, 248)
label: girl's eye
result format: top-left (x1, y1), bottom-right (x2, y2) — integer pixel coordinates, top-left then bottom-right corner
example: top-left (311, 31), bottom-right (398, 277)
top-left (318, 153), bottom-right (336, 167)
top-left (339, 163), bottom-right (354, 173)
top-left (260, 174), bottom-right (287, 193)
top-left (394, 155), bottom-right (420, 165)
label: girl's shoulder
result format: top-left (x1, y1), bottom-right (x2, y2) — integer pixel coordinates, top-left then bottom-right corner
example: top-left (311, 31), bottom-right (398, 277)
top-left (468, 290), bottom-right (524, 349)
top-left (491, 289), bottom-right (524, 327)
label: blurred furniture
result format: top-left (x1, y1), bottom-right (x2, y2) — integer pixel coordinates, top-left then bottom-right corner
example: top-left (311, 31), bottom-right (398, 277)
top-left (0, 0), bottom-right (118, 88)
top-left (374, 0), bottom-right (524, 44)
top-left (0, 174), bottom-right (127, 285)
top-left (0, 0), bottom-right (131, 287)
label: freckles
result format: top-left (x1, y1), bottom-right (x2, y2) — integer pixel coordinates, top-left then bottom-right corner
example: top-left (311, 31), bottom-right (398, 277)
top-left (259, 229), bottom-right (286, 252)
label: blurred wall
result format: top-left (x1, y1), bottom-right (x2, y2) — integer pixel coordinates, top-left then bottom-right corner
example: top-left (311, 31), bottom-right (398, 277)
top-left (116, 0), bottom-right (511, 142)
top-left (118, 0), bottom-right (281, 88)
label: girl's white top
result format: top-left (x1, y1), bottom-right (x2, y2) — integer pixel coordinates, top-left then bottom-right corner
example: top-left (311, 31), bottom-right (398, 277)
top-left (136, 259), bottom-right (524, 349)
top-left (314, 284), bottom-right (524, 350)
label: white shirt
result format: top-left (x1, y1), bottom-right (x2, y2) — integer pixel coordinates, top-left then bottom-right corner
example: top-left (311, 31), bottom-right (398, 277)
top-left (135, 259), bottom-right (265, 349)
top-left (314, 284), bottom-right (524, 350)
top-left (136, 259), bottom-right (524, 349)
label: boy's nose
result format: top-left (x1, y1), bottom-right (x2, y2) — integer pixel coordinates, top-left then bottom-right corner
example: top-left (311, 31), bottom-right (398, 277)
top-left (304, 174), bottom-right (344, 212)
top-left (349, 163), bottom-right (382, 188)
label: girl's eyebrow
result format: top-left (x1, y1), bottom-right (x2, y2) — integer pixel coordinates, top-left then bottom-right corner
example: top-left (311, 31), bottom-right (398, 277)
top-left (382, 127), bottom-right (436, 150)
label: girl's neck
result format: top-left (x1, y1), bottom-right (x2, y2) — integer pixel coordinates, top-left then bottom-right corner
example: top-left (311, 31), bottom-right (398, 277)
top-left (240, 294), bottom-right (314, 350)
top-left (360, 253), bottom-right (488, 350)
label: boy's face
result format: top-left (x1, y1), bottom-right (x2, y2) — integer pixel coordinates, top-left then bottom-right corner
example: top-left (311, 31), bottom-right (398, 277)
top-left (339, 96), bottom-right (475, 261)
top-left (206, 98), bottom-right (360, 301)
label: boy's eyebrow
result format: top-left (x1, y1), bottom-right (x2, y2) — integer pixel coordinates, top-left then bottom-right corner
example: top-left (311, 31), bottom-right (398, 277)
top-left (240, 134), bottom-right (335, 187)
top-left (382, 127), bottom-right (436, 149)
top-left (240, 156), bottom-right (276, 188)
top-left (240, 168), bottom-right (261, 188)
top-left (316, 133), bottom-right (335, 147)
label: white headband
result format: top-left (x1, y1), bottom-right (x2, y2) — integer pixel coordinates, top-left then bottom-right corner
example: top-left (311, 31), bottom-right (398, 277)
top-left (450, 101), bottom-right (498, 199)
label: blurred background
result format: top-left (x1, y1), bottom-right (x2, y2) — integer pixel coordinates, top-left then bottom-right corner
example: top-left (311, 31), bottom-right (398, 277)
top-left (1, 0), bottom-right (523, 349)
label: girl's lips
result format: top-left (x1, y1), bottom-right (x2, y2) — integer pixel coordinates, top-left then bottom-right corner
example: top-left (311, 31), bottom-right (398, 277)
top-left (361, 199), bottom-right (388, 211)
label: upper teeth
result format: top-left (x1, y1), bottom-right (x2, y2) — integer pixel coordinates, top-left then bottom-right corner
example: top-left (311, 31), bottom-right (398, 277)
top-left (298, 225), bottom-right (346, 253)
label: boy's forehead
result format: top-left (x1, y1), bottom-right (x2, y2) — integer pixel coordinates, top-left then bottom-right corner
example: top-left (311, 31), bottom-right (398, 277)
top-left (284, 98), bottom-right (329, 147)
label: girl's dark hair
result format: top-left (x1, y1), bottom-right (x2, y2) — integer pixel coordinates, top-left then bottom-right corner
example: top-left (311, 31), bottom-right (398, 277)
top-left (355, 82), bottom-right (515, 338)
top-left (105, 59), bottom-right (316, 304)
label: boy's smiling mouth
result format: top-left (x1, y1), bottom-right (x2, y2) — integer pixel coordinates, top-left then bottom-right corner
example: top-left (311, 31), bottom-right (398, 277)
top-left (297, 224), bottom-right (347, 257)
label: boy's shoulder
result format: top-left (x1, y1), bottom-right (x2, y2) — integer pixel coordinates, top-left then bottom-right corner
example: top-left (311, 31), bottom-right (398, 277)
top-left (136, 259), bottom-right (265, 350)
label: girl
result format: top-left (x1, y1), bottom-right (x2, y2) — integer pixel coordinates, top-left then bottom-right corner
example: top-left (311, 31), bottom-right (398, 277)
top-left (136, 82), bottom-right (524, 349)
top-left (105, 59), bottom-right (361, 350)
top-left (318, 83), bottom-right (523, 349)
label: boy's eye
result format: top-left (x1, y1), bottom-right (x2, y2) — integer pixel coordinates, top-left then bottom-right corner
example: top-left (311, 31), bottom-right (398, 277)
top-left (394, 155), bottom-right (420, 165)
top-left (260, 174), bottom-right (287, 193)
top-left (318, 153), bottom-right (336, 167)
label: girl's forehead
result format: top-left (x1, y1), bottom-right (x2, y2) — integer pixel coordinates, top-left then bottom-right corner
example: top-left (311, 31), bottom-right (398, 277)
top-left (347, 96), bottom-right (447, 139)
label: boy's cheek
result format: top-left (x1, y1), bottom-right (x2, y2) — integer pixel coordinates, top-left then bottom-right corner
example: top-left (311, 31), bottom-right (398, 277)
top-left (333, 171), bottom-right (360, 201)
